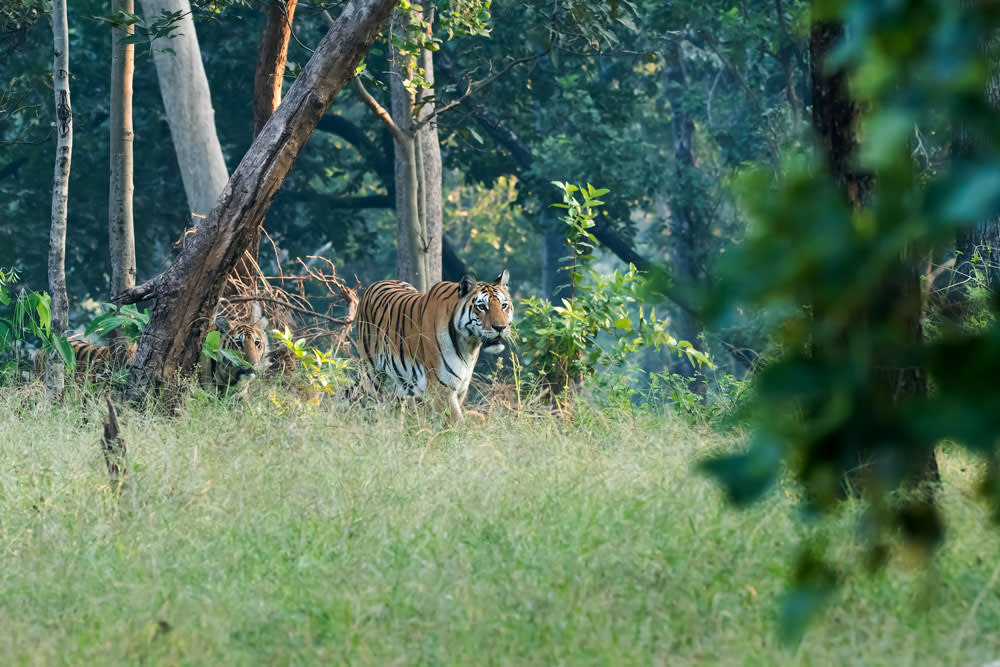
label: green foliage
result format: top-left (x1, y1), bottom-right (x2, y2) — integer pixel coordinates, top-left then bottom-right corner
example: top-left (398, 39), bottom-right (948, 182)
top-left (0, 267), bottom-right (74, 381)
top-left (518, 184), bottom-right (709, 392)
top-left (387, 0), bottom-right (493, 96)
top-left (201, 330), bottom-right (251, 370)
top-left (84, 304), bottom-right (149, 343)
top-left (272, 328), bottom-right (353, 401)
top-left (700, 0), bottom-right (1000, 637)
top-left (0, 0), bottom-right (46, 33)
top-left (643, 369), bottom-right (744, 424)
top-left (519, 267), bottom-right (709, 391)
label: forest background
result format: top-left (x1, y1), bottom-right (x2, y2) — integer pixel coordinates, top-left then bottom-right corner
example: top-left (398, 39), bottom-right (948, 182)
top-left (1, 0), bottom-right (796, 384)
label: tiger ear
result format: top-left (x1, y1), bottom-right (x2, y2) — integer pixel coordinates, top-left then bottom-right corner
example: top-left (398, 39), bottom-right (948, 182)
top-left (493, 269), bottom-right (510, 289)
top-left (255, 316), bottom-right (269, 331)
top-left (459, 274), bottom-right (476, 297)
top-left (215, 316), bottom-right (229, 333)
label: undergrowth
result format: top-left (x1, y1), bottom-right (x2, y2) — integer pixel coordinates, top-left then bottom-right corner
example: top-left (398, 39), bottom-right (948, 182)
top-left (0, 384), bottom-right (997, 665)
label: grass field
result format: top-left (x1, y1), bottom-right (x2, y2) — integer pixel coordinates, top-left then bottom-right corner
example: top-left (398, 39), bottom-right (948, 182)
top-left (1, 383), bottom-right (999, 665)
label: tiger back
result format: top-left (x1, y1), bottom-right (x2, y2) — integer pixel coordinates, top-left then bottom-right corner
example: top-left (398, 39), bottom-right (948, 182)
top-left (200, 314), bottom-right (270, 392)
top-left (35, 338), bottom-right (135, 385)
top-left (355, 270), bottom-right (513, 420)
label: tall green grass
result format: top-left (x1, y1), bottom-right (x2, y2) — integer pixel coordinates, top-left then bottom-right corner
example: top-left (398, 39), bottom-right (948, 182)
top-left (1, 384), bottom-right (998, 665)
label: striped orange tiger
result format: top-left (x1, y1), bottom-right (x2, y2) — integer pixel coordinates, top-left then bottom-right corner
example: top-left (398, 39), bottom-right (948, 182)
top-left (354, 270), bottom-right (513, 420)
top-left (34, 338), bottom-right (135, 384)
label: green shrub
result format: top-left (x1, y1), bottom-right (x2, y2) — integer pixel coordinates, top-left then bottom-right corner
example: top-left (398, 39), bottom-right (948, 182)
top-left (516, 183), bottom-right (709, 395)
top-left (0, 267), bottom-right (74, 382)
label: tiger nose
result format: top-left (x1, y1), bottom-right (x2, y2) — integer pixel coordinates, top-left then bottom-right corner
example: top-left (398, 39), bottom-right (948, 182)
top-left (493, 323), bottom-right (507, 334)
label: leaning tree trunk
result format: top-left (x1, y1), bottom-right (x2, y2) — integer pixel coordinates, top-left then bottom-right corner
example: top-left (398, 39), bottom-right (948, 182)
top-left (116, 0), bottom-right (397, 396)
top-left (225, 0), bottom-right (302, 291)
top-left (109, 0), bottom-right (137, 299)
top-left (46, 0), bottom-right (72, 398)
top-left (141, 0), bottom-right (229, 219)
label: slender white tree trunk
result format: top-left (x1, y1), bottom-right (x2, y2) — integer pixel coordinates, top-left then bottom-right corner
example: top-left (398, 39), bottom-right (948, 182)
top-left (109, 0), bottom-right (136, 299)
top-left (417, 13), bottom-right (442, 284)
top-left (390, 6), bottom-right (438, 290)
top-left (47, 0), bottom-right (72, 397)
top-left (141, 0), bottom-right (229, 219)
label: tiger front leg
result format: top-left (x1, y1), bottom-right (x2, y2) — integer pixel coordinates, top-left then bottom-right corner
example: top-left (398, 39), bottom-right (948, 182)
top-left (448, 390), bottom-right (464, 422)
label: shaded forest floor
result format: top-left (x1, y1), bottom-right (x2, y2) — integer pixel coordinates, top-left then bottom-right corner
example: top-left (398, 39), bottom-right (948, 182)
top-left (1, 384), bottom-right (998, 665)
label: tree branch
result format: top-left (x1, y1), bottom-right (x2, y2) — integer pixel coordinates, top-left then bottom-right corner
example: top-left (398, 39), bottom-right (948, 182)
top-left (414, 49), bottom-right (550, 131)
top-left (351, 77), bottom-right (408, 144)
top-left (112, 277), bottom-right (158, 305)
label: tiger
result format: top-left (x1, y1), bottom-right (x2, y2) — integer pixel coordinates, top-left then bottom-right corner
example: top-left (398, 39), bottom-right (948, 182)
top-left (199, 312), bottom-right (270, 392)
top-left (354, 270), bottom-right (513, 420)
top-left (34, 338), bottom-right (135, 385)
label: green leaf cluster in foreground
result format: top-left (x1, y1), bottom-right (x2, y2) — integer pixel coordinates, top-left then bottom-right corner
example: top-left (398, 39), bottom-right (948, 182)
top-left (700, 0), bottom-right (1000, 619)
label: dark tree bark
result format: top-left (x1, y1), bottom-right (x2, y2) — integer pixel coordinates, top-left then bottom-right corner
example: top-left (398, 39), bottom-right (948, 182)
top-left (810, 20), bottom-right (871, 209)
top-left (227, 0), bottom-right (301, 292)
top-left (116, 0), bottom-right (397, 396)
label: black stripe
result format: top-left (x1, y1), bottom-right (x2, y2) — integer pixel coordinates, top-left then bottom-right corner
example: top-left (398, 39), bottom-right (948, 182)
top-left (448, 315), bottom-right (465, 363)
top-left (436, 335), bottom-right (459, 380)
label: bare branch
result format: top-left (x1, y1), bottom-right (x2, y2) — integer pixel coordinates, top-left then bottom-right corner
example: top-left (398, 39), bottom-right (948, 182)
top-left (111, 277), bottom-right (158, 305)
top-left (413, 49), bottom-right (551, 130)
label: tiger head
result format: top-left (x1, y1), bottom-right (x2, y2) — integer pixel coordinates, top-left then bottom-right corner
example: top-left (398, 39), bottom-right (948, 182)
top-left (210, 314), bottom-right (270, 388)
top-left (458, 269), bottom-right (513, 354)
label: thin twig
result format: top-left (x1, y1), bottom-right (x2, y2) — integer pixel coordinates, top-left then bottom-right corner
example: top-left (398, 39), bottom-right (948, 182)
top-left (415, 49), bottom-right (551, 130)
top-left (224, 296), bottom-right (354, 325)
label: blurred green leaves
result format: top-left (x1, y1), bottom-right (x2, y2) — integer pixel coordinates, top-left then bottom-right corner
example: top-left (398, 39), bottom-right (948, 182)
top-left (702, 0), bottom-right (1000, 641)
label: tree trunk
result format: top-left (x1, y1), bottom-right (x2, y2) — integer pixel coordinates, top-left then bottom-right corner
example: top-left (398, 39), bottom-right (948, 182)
top-left (46, 0), bottom-right (72, 398)
top-left (109, 0), bottom-right (137, 299)
top-left (809, 19), bottom-right (871, 209)
top-left (141, 0), bottom-right (229, 220)
top-left (141, 0), bottom-right (229, 216)
top-left (254, 0), bottom-right (299, 137)
top-left (232, 0), bottom-right (300, 289)
top-left (117, 0), bottom-right (396, 397)
top-left (417, 9), bottom-right (442, 284)
top-left (390, 6), bottom-right (436, 289)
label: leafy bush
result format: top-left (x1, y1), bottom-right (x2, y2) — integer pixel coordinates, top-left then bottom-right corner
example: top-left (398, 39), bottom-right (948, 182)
top-left (84, 304), bottom-right (149, 343)
top-left (517, 183), bottom-right (709, 394)
top-left (272, 328), bottom-right (353, 403)
top-left (0, 267), bottom-right (73, 382)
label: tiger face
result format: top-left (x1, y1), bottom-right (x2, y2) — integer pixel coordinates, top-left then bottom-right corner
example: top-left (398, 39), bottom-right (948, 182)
top-left (458, 269), bottom-right (513, 354)
top-left (208, 314), bottom-right (270, 389)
